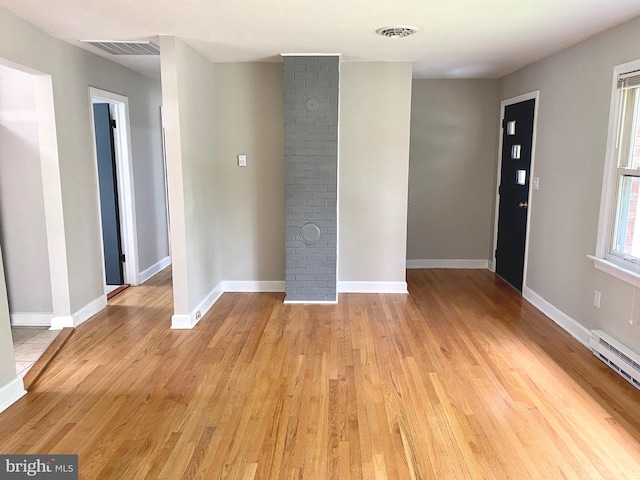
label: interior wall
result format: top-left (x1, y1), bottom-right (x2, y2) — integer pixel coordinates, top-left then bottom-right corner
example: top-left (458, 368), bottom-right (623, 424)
top-left (214, 63), bottom-right (285, 282)
top-left (177, 40), bottom-right (221, 310)
top-left (407, 79), bottom-right (499, 263)
top-left (338, 63), bottom-right (413, 285)
top-left (127, 82), bottom-right (168, 274)
top-left (0, 65), bottom-right (52, 315)
top-left (0, 244), bottom-right (17, 387)
top-left (500, 14), bottom-right (640, 350)
top-left (212, 61), bottom-right (414, 290)
top-left (160, 36), bottom-right (221, 319)
top-left (0, 6), bottom-right (168, 315)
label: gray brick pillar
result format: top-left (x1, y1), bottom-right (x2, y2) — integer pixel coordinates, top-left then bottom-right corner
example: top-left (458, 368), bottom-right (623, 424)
top-left (283, 55), bottom-right (339, 302)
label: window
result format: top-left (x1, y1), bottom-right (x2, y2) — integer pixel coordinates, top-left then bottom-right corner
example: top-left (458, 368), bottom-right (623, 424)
top-left (611, 71), bottom-right (640, 263)
top-left (593, 61), bottom-right (640, 283)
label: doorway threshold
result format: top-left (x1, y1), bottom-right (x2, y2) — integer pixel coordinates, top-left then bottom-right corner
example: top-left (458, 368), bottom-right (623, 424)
top-left (21, 328), bottom-right (74, 390)
top-left (107, 285), bottom-right (129, 300)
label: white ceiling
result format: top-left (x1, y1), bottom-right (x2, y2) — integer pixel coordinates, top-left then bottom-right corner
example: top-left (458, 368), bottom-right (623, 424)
top-left (2, 0), bottom-right (640, 79)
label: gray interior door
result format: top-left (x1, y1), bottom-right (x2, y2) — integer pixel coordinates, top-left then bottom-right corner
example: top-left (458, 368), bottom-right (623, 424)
top-left (93, 103), bottom-right (124, 286)
top-left (495, 99), bottom-right (535, 292)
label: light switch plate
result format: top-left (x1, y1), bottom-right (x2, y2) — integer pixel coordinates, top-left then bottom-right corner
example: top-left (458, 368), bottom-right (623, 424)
top-left (238, 154), bottom-right (247, 167)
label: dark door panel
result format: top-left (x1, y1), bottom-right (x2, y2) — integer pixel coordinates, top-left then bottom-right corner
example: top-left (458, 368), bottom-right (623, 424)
top-left (93, 103), bottom-right (124, 286)
top-left (495, 99), bottom-right (535, 291)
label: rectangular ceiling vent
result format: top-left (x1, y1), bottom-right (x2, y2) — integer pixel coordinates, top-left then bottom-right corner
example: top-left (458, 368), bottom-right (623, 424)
top-left (84, 41), bottom-right (159, 56)
top-left (590, 329), bottom-right (640, 391)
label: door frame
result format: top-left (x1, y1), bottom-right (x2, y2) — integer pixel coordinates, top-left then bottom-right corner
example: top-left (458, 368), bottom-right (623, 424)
top-left (89, 87), bottom-right (140, 288)
top-left (491, 90), bottom-right (540, 294)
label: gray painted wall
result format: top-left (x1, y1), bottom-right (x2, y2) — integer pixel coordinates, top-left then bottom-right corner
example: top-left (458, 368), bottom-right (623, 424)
top-left (407, 79), bottom-right (499, 262)
top-left (0, 6), bottom-right (168, 315)
top-left (501, 15), bottom-right (640, 351)
top-left (339, 63), bottom-right (413, 284)
top-left (160, 36), bottom-right (222, 316)
top-left (129, 83), bottom-right (169, 274)
top-left (0, 65), bottom-right (52, 314)
top-left (283, 56), bottom-right (339, 302)
top-left (214, 63), bottom-right (285, 282)
top-left (0, 244), bottom-right (17, 387)
top-left (212, 61), bottom-right (414, 289)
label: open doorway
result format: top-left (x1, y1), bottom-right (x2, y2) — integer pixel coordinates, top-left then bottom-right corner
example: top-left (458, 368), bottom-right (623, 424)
top-left (0, 60), bottom-right (70, 384)
top-left (0, 65), bottom-right (53, 325)
top-left (89, 88), bottom-right (140, 296)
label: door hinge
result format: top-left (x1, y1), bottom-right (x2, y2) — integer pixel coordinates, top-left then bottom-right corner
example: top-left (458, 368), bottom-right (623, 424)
top-left (501, 118), bottom-right (506, 129)
top-left (120, 254), bottom-right (126, 263)
top-left (110, 118), bottom-right (117, 129)
top-left (495, 249), bottom-right (498, 258)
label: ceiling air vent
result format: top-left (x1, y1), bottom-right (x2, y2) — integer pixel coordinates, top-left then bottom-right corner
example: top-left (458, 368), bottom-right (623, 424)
top-left (375, 26), bottom-right (418, 39)
top-left (83, 41), bottom-right (160, 56)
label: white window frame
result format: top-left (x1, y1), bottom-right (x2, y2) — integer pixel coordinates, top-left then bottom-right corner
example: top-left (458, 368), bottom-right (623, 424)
top-left (591, 58), bottom-right (640, 285)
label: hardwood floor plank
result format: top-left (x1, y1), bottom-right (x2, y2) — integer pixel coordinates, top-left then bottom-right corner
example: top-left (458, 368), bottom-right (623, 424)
top-left (1, 267), bottom-right (640, 478)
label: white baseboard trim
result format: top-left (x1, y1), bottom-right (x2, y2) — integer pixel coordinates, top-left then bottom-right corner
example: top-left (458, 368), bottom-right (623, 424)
top-left (168, 278), bottom-right (410, 323)
top-left (523, 286), bottom-right (591, 348)
top-left (171, 282), bottom-right (223, 329)
top-left (50, 315), bottom-right (74, 330)
top-left (0, 377), bottom-right (26, 414)
top-left (223, 281), bottom-right (285, 292)
top-left (337, 281), bottom-right (408, 294)
top-left (284, 299), bottom-right (338, 305)
top-left (488, 260), bottom-right (495, 272)
top-left (139, 256), bottom-right (171, 284)
top-left (407, 259), bottom-right (490, 269)
top-left (220, 280), bottom-right (409, 295)
top-left (10, 313), bottom-right (53, 327)
top-left (170, 314), bottom-right (195, 329)
top-left (72, 295), bottom-right (107, 328)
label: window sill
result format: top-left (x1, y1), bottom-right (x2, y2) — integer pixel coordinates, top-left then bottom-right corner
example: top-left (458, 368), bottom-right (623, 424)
top-left (588, 255), bottom-right (640, 286)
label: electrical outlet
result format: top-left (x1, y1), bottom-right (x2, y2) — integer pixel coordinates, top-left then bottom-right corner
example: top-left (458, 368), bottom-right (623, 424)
top-left (196, 310), bottom-right (202, 320)
top-left (593, 290), bottom-right (601, 309)
top-left (238, 154), bottom-right (247, 167)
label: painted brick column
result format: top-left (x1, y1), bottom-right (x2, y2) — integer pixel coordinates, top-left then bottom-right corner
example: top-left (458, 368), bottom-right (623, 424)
top-left (283, 55), bottom-right (339, 302)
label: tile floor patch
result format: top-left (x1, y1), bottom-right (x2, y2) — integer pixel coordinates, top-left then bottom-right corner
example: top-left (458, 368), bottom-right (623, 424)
top-left (25, 329), bottom-right (60, 344)
top-left (13, 343), bottom-right (51, 362)
top-left (11, 327), bottom-right (46, 345)
top-left (11, 326), bottom-right (59, 380)
top-left (14, 361), bottom-right (33, 375)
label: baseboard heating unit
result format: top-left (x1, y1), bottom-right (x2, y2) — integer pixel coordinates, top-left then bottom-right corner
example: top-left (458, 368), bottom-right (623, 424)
top-left (590, 330), bottom-right (640, 391)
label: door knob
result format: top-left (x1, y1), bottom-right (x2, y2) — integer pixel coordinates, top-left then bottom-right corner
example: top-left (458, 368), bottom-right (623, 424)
top-left (519, 201), bottom-right (528, 208)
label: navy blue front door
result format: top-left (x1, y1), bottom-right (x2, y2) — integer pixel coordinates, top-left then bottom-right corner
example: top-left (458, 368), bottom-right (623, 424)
top-left (93, 103), bottom-right (124, 285)
top-left (495, 99), bottom-right (535, 292)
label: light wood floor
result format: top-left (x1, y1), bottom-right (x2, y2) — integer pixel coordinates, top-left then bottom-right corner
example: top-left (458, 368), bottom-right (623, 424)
top-left (1, 268), bottom-right (640, 479)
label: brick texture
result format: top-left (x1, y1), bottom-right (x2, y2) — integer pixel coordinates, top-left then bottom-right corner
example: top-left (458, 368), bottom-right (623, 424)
top-left (283, 56), bottom-right (339, 302)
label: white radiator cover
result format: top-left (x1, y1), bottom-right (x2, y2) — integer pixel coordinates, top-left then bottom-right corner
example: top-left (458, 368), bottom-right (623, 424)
top-left (590, 330), bottom-right (640, 391)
